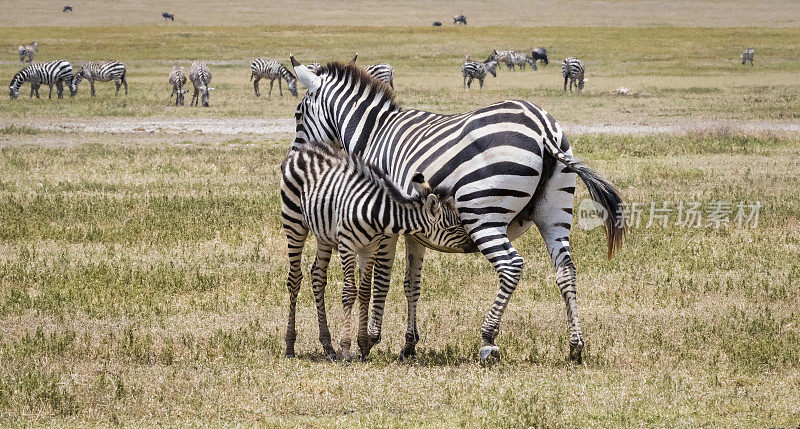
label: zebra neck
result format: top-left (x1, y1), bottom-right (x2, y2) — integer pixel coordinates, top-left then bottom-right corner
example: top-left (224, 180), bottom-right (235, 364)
top-left (338, 98), bottom-right (399, 154)
top-left (385, 199), bottom-right (429, 235)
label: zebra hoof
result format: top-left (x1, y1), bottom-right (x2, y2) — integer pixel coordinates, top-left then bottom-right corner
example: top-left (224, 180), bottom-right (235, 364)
top-left (398, 346), bottom-right (416, 361)
top-left (569, 340), bottom-right (584, 364)
top-left (285, 350), bottom-right (295, 359)
top-left (479, 345), bottom-right (500, 365)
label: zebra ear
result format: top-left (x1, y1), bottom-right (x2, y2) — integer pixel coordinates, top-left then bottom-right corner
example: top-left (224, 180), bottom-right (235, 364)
top-left (425, 194), bottom-right (441, 218)
top-left (291, 54), bottom-right (321, 93)
top-left (351, 53), bottom-right (358, 65)
top-left (411, 172), bottom-right (432, 196)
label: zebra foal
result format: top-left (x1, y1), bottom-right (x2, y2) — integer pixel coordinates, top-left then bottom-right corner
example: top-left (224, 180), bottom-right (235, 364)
top-left (17, 42), bottom-right (37, 63)
top-left (9, 60), bottom-right (75, 99)
top-left (281, 143), bottom-right (463, 360)
top-left (169, 66), bottom-right (187, 106)
top-left (250, 59), bottom-right (298, 97)
top-left (562, 57), bottom-right (585, 92)
top-left (73, 61), bottom-right (128, 96)
top-left (189, 61), bottom-right (213, 107)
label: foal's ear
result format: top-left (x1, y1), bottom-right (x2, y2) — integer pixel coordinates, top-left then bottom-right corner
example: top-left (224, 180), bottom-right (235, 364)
top-left (425, 194), bottom-right (441, 217)
top-left (411, 172), bottom-right (432, 196)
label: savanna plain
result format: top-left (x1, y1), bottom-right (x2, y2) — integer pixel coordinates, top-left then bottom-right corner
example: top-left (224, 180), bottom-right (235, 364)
top-left (0, 3), bottom-right (799, 427)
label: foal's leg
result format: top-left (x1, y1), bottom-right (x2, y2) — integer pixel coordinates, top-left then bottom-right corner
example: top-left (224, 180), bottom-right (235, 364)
top-left (338, 248), bottom-right (358, 361)
top-left (366, 235), bottom-right (398, 349)
top-left (400, 236), bottom-right (426, 358)
top-left (311, 242), bottom-right (336, 358)
top-left (356, 252), bottom-right (376, 358)
top-left (284, 229), bottom-right (308, 357)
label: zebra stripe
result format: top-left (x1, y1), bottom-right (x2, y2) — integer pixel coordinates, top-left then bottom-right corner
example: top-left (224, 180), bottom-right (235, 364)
top-left (169, 66), bottom-right (187, 106)
top-left (462, 59), bottom-right (497, 88)
top-left (9, 60), bottom-right (74, 99)
top-left (250, 59), bottom-right (298, 97)
top-left (490, 50), bottom-right (517, 71)
top-left (281, 143), bottom-right (463, 360)
top-left (17, 42), bottom-right (37, 63)
top-left (562, 57), bottom-right (585, 92)
top-left (189, 61), bottom-right (212, 107)
top-left (73, 61), bottom-right (127, 97)
top-left (289, 58), bottom-right (625, 363)
top-left (741, 48), bottom-right (755, 66)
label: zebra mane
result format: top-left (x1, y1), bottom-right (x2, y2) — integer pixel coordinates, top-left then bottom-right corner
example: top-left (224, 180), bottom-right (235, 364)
top-left (320, 62), bottom-right (398, 110)
top-left (305, 143), bottom-right (452, 207)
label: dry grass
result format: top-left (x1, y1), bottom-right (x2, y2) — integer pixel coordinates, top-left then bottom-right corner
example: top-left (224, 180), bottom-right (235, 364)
top-left (0, 132), bottom-right (798, 426)
top-left (5, 0), bottom-right (800, 27)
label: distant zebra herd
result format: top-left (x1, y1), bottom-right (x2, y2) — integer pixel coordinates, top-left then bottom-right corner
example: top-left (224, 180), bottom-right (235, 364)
top-left (7, 41), bottom-right (759, 103)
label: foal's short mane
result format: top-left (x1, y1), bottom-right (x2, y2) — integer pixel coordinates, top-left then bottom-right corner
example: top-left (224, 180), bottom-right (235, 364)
top-left (320, 62), bottom-right (399, 111)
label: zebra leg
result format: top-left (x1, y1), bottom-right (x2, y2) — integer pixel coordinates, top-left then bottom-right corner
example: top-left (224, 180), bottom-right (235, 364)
top-left (311, 242), bottom-right (337, 359)
top-left (48, 84), bottom-right (53, 99)
top-left (467, 77), bottom-right (473, 88)
top-left (356, 252), bottom-right (376, 358)
top-left (115, 80), bottom-right (121, 96)
top-left (531, 155), bottom-right (584, 362)
top-left (123, 76), bottom-right (128, 95)
top-left (463, 75), bottom-right (467, 89)
top-left (400, 236), bottom-right (426, 358)
top-left (366, 235), bottom-right (399, 349)
top-left (278, 79), bottom-right (283, 96)
top-left (473, 228), bottom-right (525, 364)
top-left (269, 80), bottom-right (274, 96)
top-left (284, 229), bottom-right (308, 358)
top-left (564, 76), bottom-right (568, 92)
top-left (90, 81), bottom-right (96, 97)
top-left (253, 77), bottom-right (261, 97)
top-left (367, 232), bottom-right (398, 347)
top-left (338, 248), bottom-right (358, 361)
top-left (479, 77), bottom-right (484, 89)
top-left (56, 81), bottom-right (64, 99)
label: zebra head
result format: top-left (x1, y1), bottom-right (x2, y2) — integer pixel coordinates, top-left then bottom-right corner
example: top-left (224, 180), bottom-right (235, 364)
top-left (70, 71), bottom-right (84, 95)
top-left (9, 73), bottom-right (23, 99)
top-left (411, 173), bottom-right (461, 232)
top-left (485, 60), bottom-right (498, 77)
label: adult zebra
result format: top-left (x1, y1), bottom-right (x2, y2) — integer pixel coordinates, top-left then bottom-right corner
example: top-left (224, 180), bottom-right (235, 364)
top-left (169, 66), bottom-right (187, 106)
top-left (287, 56), bottom-right (625, 363)
top-left (462, 59), bottom-right (497, 88)
top-left (281, 143), bottom-right (464, 360)
top-left (73, 61), bottom-right (128, 96)
top-left (189, 61), bottom-right (213, 107)
top-left (251, 59), bottom-right (298, 97)
top-left (9, 60), bottom-right (75, 99)
top-left (741, 48), bottom-right (755, 66)
top-left (17, 42), bottom-right (37, 63)
top-left (562, 57), bottom-right (585, 92)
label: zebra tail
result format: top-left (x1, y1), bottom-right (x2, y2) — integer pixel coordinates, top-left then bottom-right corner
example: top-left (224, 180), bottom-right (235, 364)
top-left (545, 135), bottom-right (626, 259)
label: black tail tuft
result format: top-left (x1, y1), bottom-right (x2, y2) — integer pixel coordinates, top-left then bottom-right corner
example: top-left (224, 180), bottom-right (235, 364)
top-left (572, 162), bottom-right (626, 259)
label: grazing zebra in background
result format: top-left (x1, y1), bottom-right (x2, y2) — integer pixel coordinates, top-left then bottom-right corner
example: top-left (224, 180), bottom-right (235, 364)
top-left (363, 63), bottom-right (395, 88)
top-left (169, 66), bottom-right (187, 106)
top-left (62, 5), bottom-right (72, 12)
top-left (433, 21), bottom-right (442, 26)
top-left (509, 52), bottom-right (536, 70)
top-left (9, 60), bottom-right (75, 99)
top-left (531, 47), bottom-right (549, 66)
top-left (189, 61), bottom-right (212, 107)
top-left (453, 15), bottom-right (467, 25)
top-left (250, 59), bottom-right (298, 97)
top-left (489, 49), bottom-right (517, 71)
top-left (17, 42), bottom-right (37, 63)
top-left (281, 143), bottom-right (463, 360)
top-left (162, 12), bottom-right (174, 21)
top-left (306, 62), bottom-right (322, 74)
top-left (741, 48), bottom-right (755, 66)
top-left (461, 59), bottom-right (497, 88)
top-left (562, 57), bottom-right (585, 92)
top-left (73, 61), bottom-right (128, 96)
top-left (351, 54), bottom-right (395, 88)
top-left (289, 56), bottom-right (625, 363)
